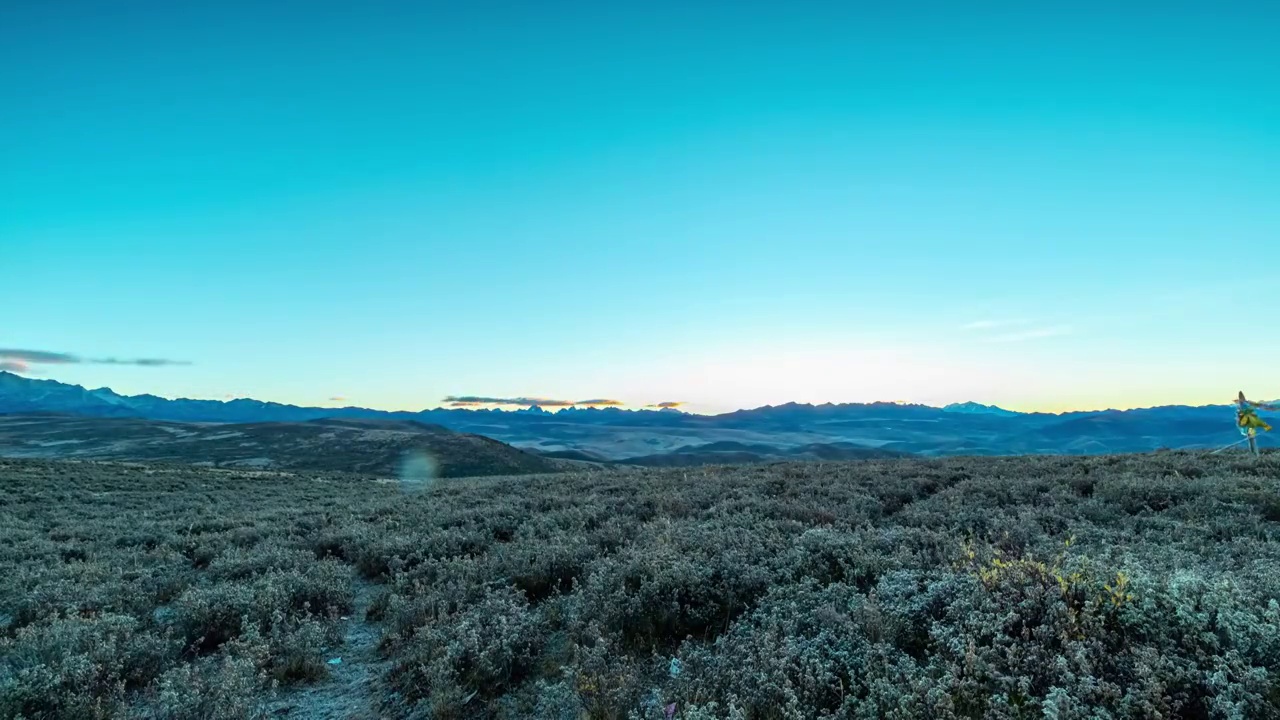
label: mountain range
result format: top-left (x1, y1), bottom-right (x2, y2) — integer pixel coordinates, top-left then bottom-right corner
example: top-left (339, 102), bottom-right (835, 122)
top-left (0, 371), bottom-right (1266, 463)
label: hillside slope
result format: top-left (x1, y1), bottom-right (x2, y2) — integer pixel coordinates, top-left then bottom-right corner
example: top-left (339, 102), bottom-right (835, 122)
top-left (0, 414), bottom-right (563, 477)
top-left (618, 440), bottom-right (908, 466)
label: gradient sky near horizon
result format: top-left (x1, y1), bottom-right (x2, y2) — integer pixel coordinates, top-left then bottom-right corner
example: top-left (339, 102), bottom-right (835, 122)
top-left (3, 0), bottom-right (1278, 414)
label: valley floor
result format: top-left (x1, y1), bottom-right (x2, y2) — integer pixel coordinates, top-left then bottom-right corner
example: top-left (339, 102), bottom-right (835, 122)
top-left (2, 452), bottom-right (1279, 718)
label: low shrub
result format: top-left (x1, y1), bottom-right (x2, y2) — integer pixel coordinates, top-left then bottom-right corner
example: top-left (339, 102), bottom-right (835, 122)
top-left (3, 453), bottom-right (1279, 717)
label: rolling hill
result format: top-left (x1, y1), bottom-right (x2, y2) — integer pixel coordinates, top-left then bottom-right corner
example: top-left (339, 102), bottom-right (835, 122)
top-left (618, 440), bottom-right (908, 466)
top-left (0, 413), bottom-right (564, 477)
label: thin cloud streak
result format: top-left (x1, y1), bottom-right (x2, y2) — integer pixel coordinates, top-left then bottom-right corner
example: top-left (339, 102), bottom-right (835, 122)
top-left (985, 326), bottom-right (1074, 343)
top-left (444, 395), bottom-right (625, 408)
top-left (0, 349), bottom-right (77, 364)
top-left (960, 319), bottom-right (1029, 331)
top-left (93, 357), bottom-right (192, 367)
top-left (0, 360), bottom-right (31, 373)
top-left (0, 348), bottom-right (191, 367)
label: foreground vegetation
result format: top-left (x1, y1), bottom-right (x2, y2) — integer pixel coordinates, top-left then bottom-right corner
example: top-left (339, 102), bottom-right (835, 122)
top-left (2, 451), bottom-right (1279, 719)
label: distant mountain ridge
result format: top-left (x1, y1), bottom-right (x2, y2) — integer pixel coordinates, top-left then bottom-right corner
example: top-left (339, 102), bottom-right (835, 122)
top-left (943, 401), bottom-right (1022, 417)
top-left (0, 372), bottom-right (1263, 460)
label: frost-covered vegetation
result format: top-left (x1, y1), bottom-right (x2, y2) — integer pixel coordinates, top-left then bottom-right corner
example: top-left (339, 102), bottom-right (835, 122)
top-left (2, 452), bottom-right (1280, 718)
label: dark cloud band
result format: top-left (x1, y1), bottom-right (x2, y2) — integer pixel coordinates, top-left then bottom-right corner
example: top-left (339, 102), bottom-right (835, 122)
top-left (93, 357), bottom-right (191, 366)
top-left (444, 395), bottom-right (625, 408)
top-left (0, 348), bottom-right (190, 367)
top-left (0, 349), bottom-right (77, 364)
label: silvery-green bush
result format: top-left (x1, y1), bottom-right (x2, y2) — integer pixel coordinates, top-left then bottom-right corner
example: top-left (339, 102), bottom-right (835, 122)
top-left (2, 452), bottom-right (1278, 718)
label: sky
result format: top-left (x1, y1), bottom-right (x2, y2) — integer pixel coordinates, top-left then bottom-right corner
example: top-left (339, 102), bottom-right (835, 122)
top-left (3, 0), bottom-right (1278, 414)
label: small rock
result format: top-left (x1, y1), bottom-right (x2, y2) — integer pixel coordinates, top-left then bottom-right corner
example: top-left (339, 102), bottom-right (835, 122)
top-left (327, 657), bottom-right (342, 665)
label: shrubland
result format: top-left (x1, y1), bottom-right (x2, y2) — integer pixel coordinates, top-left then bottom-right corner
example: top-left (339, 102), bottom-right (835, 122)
top-left (2, 451), bottom-right (1279, 718)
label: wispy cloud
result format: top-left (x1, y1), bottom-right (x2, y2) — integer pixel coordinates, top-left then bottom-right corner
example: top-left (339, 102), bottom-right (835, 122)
top-left (0, 360), bottom-right (31, 373)
top-left (958, 318), bottom-right (1072, 343)
top-left (646, 401), bottom-right (685, 409)
top-left (329, 396), bottom-right (347, 403)
top-left (0, 349), bottom-right (78, 364)
top-left (0, 348), bottom-right (191, 368)
top-left (985, 325), bottom-right (1073, 343)
top-left (960, 319), bottom-right (1028, 331)
top-left (443, 395), bottom-right (625, 408)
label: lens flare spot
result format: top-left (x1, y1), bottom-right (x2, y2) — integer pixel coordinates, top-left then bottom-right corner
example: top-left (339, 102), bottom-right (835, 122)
top-left (397, 450), bottom-right (438, 492)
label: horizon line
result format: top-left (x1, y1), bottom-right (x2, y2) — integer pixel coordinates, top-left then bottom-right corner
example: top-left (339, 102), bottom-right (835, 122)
top-left (0, 370), bottom-right (1250, 417)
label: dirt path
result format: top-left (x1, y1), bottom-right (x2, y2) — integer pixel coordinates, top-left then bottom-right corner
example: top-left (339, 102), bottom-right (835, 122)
top-left (267, 577), bottom-right (387, 719)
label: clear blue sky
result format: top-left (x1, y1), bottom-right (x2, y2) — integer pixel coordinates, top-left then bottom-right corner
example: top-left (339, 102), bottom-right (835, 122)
top-left (3, 0), bottom-right (1277, 413)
